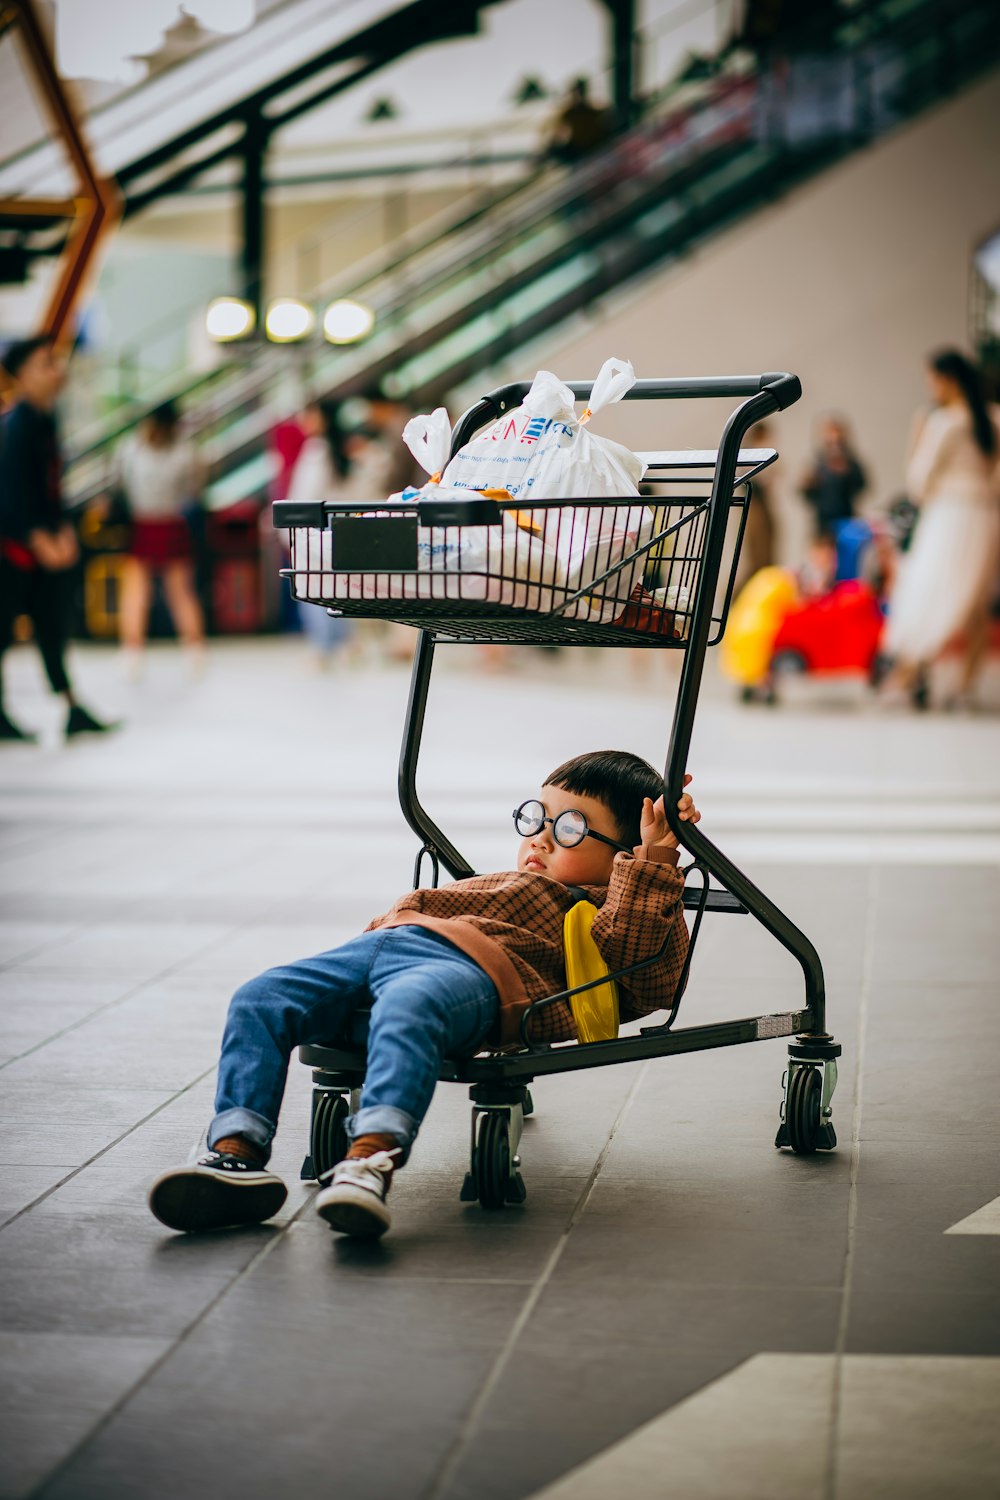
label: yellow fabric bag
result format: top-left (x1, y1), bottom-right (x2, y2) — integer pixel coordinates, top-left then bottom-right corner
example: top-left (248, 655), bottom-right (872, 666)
top-left (564, 900), bottom-right (620, 1043)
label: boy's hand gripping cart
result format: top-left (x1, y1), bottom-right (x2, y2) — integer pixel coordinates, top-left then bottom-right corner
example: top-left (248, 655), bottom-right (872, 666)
top-left (274, 374), bottom-right (840, 1209)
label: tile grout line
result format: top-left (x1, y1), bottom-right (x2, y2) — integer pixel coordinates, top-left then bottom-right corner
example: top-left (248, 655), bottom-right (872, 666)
top-left (421, 1061), bottom-right (652, 1500)
top-left (27, 1187), bottom-right (322, 1500)
top-left (0, 1064), bottom-right (219, 1234)
top-left (0, 918), bottom-right (95, 972)
top-left (0, 913), bottom-right (261, 1075)
top-left (0, 916), bottom-right (266, 1230)
top-left (823, 861), bottom-right (878, 1500)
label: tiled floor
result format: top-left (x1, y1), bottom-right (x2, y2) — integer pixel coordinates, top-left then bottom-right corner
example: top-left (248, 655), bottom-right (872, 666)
top-left (0, 637), bottom-right (998, 1500)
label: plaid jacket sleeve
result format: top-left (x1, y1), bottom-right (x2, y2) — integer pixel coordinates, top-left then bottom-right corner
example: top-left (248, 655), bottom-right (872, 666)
top-left (590, 853), bottom-right (689, 1021)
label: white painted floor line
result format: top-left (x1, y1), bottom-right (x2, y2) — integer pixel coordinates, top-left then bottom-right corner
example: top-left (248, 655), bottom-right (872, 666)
top-left (944, 1195), bottom-right (1000, 1235)
top-left (522, 1356), bottom-right (1000, 1500)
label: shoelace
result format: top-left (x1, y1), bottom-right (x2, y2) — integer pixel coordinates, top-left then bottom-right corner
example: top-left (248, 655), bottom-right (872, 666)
top-left (319, 1148), bottom-right (401, 1186)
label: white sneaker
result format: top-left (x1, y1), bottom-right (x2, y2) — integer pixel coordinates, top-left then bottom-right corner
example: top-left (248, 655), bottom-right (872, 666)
top-left (315, 1150), bottom-right (400, 1238)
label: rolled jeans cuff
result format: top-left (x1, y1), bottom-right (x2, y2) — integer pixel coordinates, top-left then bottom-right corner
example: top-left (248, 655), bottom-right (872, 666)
top-left (209, 1106), bottom-right (275, 1156)
top-left (348, 1104), bottom-right (418, 1158)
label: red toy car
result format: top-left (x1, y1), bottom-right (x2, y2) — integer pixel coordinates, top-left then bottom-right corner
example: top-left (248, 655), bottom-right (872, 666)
top-left (770, 579), bottom-right (884, 678)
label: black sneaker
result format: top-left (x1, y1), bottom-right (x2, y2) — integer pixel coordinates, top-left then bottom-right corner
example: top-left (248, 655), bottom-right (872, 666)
top-left (66, 704), bottom-right (118, 738)
top-left (0, 711), bottom-right (38, 743)
top-left (148, 1151), bottom-right (288, 1233)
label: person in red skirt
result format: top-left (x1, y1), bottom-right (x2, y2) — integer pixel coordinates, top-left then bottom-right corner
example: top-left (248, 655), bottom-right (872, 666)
top-left (0, 335), bottom-right (115, 742)
top-left (114, 400), bottom-right (206, 677)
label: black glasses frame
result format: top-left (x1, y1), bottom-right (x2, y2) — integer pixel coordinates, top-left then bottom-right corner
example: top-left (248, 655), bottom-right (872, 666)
top-left (513, 800), bottom-right (632, 853)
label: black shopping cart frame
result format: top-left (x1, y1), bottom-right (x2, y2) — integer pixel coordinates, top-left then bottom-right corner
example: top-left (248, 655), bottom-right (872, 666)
top-left (275, 375), bottom-right (841, 1202)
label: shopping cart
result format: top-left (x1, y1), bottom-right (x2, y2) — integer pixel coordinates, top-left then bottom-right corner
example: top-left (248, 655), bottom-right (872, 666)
top-left (272, 374), bottom-right (841, 1208)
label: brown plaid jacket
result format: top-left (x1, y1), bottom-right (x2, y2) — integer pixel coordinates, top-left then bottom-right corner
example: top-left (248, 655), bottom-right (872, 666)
top-left (367, 852), bottom-right (689, 1047)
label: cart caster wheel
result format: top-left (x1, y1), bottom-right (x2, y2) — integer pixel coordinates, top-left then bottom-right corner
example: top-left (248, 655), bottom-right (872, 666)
top-left (473, 1111), bottom-right (524, 1210)
top-left (785, 1065), bottom-right (822, 1155)
top-left (311, 1091), bottom-right (350, 1179)
top-left (523, 1088), bottom-right (534, 1118)
top-left (476, 1111), bottom-right (509, 1211)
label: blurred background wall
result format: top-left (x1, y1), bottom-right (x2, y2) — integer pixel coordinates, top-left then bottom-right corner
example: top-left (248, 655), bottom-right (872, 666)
top-left (532, 65), bottom-right (1000, 559)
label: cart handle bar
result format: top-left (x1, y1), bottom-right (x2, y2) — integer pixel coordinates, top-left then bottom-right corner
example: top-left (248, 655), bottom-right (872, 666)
top-left (454, 373), bottom-right (802, 433)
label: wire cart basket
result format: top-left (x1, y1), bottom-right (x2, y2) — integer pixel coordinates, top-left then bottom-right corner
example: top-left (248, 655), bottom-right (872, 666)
top-left (272, 374), bottom-right (841, 1209)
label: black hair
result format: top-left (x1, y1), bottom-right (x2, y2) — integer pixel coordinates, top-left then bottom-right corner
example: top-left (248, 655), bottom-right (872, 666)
top-left (314, 397), bottom-right (352, 480)
top-left (148, 400), bottom-right (180, 434)
top-left (543, 749), bottom-right (663, 848)
top-left (930, 349), bottom-right (996, 457)
top-left (1, 333), bottom-right (54, 381)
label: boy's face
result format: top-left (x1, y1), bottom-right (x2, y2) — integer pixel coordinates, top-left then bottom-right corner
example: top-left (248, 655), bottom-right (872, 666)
top-left (516, 783), bottom-right (625, 886)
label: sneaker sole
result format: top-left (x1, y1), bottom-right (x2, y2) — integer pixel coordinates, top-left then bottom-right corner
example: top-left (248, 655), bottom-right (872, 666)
top-left (315, 1191), bottom-right (390, 1239)
top-left (148, 1168), bottom-right (287, 1233)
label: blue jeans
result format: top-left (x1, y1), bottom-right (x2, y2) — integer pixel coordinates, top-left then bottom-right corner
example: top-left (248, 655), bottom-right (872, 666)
top-left (210, 926), bottom-right (498, 1163)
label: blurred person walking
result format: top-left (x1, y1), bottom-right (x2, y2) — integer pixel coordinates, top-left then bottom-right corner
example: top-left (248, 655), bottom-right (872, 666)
top-left (114, 401), bottom-right (206, 678)
top-left (545, 78), bottom-right (612, 165)
top-left (741, 420), bottom-right (777, 579)
top-left (0, 335), bottom-right (114, 742)
top-left (286, 400), bottom-right (358, 667)
top-left (882, 350), bottom-right (1000, 710)
top-left (799, 415), bottom-right (867, 537)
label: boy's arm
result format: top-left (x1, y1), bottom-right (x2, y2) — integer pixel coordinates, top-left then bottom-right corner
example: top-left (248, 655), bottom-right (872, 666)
top-left (589, 783), bottom-right (699, 1019)
top-left (590, 854), bottom-right (688, 1020)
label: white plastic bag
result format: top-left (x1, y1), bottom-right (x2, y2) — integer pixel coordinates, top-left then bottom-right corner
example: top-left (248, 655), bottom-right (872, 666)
top-left (292, 405), bottom-right (562, 605)
top-left (441, 358), bottom-right (645, 501)
top-left (292, 511), bottom-right (561, 606)
top-left (290, 361), bottom-right (654, 619)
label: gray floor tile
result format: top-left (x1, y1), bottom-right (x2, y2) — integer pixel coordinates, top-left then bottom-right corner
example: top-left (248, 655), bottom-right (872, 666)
top-left (440, 1349), bottom-right (742, 1500)
top-left (0, 1165), bottom-right (76, 1229)
top-left (844, 1281), bottom-right (1000, 1356)
top-left (0, 1331), bottom-right (170, 1500)
top-left (0, 1199), bottom-right (284, 1336)
top-left (10, 922), bottom-right (236, 976)
top-left (1, 640), bottom-right (998, 1498)
top-left (36, 1266), bottom-right (523, 1500)
top-left (0, 1086), bottom-right (177, 1168)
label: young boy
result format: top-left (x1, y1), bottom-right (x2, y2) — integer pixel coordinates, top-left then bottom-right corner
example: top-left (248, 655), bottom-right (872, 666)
top-left (148, 750), bottom-right (699, 1239)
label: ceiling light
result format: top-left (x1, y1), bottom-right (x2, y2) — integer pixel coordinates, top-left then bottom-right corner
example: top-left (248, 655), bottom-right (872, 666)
top-left (265, 298), bottom-right (315, 343)
top-left (206, 296), bottom-right (255, 341)
top-left (323, 299), bottom-right (375, 345)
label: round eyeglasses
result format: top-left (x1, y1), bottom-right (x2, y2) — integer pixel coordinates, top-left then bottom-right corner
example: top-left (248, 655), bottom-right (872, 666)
top-left (513, 799), bottom-right (630, 852)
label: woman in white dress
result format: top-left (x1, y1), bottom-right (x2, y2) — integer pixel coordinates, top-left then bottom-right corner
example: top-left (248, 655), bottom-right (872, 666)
top-left (883, 350), bottom-right (1000, 708)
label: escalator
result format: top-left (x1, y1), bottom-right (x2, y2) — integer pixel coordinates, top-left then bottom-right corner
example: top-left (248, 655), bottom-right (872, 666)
top-left (66, 0), bottom-right (1000, 497)
top-left (49, 0), bottom-right (1000, 635)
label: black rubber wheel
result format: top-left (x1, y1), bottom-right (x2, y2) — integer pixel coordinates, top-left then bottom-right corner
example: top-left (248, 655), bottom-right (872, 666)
top-left (475, 1111), bottom-right (510, 1211)
top-left (786, 1066), bottom-right (822, 1155)
top-left (311, 1091), bottom-right (349, 1178)
top-left (771, 649), bottom-right (809, 676)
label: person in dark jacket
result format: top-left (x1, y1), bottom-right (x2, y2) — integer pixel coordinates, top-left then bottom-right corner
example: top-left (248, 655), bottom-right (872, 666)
top-left (0, 335), bottom-right (114, 742)
top-left (799, 415), bottom-right (867, 535)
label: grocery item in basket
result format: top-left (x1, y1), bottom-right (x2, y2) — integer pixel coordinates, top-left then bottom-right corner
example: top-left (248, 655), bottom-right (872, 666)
top-left (612, 583), bottom-right (691, 638)
top-left (440, 360), bottom-right (654, 621)
top-left (440, 360), bottom-right (644, 501)
top-left (290, 365), bottom-right (656, 622)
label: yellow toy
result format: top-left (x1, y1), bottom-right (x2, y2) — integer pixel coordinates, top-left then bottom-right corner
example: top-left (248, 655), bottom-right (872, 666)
top-left (720, 566), bottom-right (798, 686)
top-left (564, 900), bottom-right (620, 1042)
